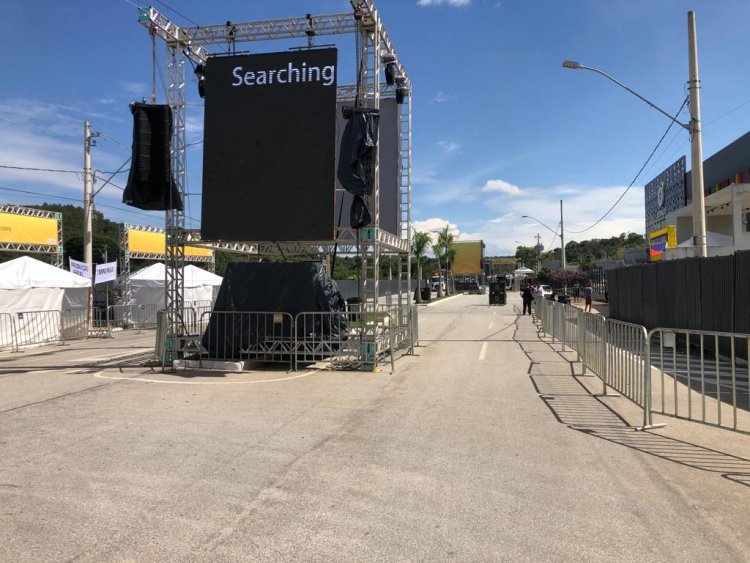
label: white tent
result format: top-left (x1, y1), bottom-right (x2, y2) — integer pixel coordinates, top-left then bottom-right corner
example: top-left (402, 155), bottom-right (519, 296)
top-left (120, 263), bottom-right (223, 307)
top-left (0, 256), bottom-right (90, 347)
top-left (677, 231), bottom-right (734, 247)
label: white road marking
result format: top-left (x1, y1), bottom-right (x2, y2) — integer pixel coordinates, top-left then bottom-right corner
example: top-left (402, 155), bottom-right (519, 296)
top-left (488, 322), bottom-right (494, 330)
top-left (478, 342), bottom-right (488, 361)
top-left (93, 370), bottom-right (318, 385)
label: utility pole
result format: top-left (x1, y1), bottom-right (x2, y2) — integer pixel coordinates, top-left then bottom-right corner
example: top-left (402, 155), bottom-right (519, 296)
top-left (688, 11), bottom-right (707, 258)
top-left (83, 121), bottom-right (100, 330)
top-left (534, 233), bottom-right (542, 272)
top-left (560, 200), bottom-right (566, 271)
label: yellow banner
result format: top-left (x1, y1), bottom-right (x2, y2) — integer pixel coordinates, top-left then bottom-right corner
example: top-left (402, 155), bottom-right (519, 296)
top-left (0, 212), bottom-right (59, 246)
top-left (452, 242), bottom-right (483, 274)
top-left (127, 229), bottom-right (213, 258)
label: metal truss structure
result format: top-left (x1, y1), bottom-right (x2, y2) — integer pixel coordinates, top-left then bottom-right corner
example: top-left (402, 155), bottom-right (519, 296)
top-left (137, 0), bottom-right (412, 369)
top-left (0, 204), bottom-right (64, 267)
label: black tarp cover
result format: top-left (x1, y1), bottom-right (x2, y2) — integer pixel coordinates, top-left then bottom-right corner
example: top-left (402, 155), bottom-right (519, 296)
top-left (123, 103), bottom-right (183, 211)
top-left (202, 262), bottom-right (346, 358)
top-left (337, 109), bottom-right (380, 197)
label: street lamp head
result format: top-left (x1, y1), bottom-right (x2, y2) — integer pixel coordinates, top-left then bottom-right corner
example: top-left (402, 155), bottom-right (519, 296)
top-left (521, 215), bottom-right (529, 218)
top-left (562, 60), bottom-right (581, 70)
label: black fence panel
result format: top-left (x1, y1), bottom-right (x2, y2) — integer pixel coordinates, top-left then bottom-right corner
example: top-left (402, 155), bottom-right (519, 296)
top-left (735, 250), bottom-right (750, 334)
top-left (699, 255), bottom-right (734, 333)
top-left (642, 264), bottom-right (659, 328)
top-left (625, 266), bottom-right (644, 326)
top-left (655, 260), bottom-right (677, 329)
top-left (609, 268), bottom-right (622, 319)
top-left (674, 258), bottom-right (701, 331)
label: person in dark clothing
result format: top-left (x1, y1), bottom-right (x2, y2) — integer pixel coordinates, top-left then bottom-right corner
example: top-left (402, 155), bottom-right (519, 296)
top-left (521, 282), bottom-right (534, 316)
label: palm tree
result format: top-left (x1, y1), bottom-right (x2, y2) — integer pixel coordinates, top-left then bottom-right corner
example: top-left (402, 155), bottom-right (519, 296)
top-left (411, 230), bottom-right (432, 303)
top-left (437, 225), bottom-right (455, 296)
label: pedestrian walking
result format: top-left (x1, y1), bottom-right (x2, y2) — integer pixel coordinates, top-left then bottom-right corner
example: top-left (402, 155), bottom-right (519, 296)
top-left (583, 281), bottom-right (593, 313)
top-left (521, 282), bottom-right (534, 316)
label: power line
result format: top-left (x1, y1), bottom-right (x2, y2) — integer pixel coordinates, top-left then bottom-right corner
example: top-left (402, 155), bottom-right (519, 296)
top-left (0, 184), bottom-right (159, 221)
top-left (151, 0), bottom-right (200, 26)
top-left (567, 96), bottom-right (689, 235)
top-left (0, 164), bottom-right (81, 174)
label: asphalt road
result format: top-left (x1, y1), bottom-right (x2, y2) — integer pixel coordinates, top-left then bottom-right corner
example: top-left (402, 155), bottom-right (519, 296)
top-left (0, 294), bottom-right (748, 561)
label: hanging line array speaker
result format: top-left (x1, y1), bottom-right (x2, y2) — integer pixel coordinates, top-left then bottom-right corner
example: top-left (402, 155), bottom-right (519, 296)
top-left (122, 103), bottom-right (183, 211)
top-left (337, 108), bottom-right (380, 197)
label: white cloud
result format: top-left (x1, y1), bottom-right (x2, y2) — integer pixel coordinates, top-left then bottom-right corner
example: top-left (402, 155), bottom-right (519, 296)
top-left (437, 140), bottom-right (461, 154)
top-left (418, 0), bottom-right (471, 6)
top-left (481, 179), bottom-right (521, 196)
top-left (430, 91), bottom-right (451, 103)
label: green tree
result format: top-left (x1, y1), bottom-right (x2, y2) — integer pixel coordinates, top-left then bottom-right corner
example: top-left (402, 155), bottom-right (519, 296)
top-left (436, 226), bottom-right (455, 296)
top-left (515, 245), bottom-right (536, 269)
top-left (411, 230), bottom-right (432, 303)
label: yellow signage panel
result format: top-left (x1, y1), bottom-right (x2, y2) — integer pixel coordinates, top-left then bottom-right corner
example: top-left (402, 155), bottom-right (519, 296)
top-left (127, 229), bottom-right (213, 258)
top-left (452, 241), bottom-right (484, 274)
top-left (0, 212), bottom-right (59, 246)
top-left (648, 225), bottom-right (677, 262)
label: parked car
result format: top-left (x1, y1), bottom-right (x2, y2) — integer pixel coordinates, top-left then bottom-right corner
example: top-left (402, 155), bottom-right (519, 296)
top-left (539, 285), bottom-right (553, 298)
top-left (431, 278), bottom-right (446, 292)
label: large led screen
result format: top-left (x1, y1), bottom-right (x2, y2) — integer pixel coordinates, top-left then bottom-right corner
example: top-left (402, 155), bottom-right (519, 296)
top-left (201, 48), bottom-right (337, 241)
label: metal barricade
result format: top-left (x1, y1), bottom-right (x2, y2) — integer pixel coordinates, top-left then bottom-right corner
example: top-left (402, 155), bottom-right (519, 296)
top-left (60, 308), bottom-right (89, 341)
top-left (647, 328), bottom-right (750, 433)
top-left (0, 312), bottom-right (17, 352)
top-left (200, 311), bottom-right (295, 369)
top-left (108, 303), bottom-right (161, 330)
top-left (606, 319), bottom-right (649, 426)
top-left (559, 303), bottom-right (580, 355)
top-left (12, 310), bottom-right (62, 347)
top-left (294, 310), bottom-right (357, 370)
top-left (579, 312), bottom-right (606, 380)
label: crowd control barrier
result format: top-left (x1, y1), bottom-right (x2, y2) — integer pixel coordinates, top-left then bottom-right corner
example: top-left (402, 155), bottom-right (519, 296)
top-left (535, 298), bottom-right (750, 433)
top-left (647, 328), bottom-right (750, 433)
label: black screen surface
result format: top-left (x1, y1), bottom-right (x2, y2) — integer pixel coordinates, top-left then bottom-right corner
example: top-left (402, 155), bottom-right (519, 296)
top-left (201, 48), bottom-right (337, 241)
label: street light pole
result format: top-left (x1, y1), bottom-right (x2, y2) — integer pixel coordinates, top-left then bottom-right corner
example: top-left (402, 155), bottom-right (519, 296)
top-left (521, 207), bottom-right (566, 283)
top-left (562, 11), bottom-right (708, 258)
top-left (688, 10), bottom-right (707, 257)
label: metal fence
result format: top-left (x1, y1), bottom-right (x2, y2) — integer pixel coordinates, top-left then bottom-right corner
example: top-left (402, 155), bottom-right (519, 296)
top-left (647, 328), bottom-right (750, 433)
top-left (535, 297), bottom-right (749, 433)
top-left (0, 312), bottom-right (17, 352)
top-left (172, 305), bottom-right (417, 372)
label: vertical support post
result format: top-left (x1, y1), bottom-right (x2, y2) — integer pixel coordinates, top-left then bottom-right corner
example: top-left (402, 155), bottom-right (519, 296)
top-left (688, 10), bottom-right (707, 258)
top-left (577, 309), bottom-right (585, 374)
top-left (83, 121), bottom-right (95, 332)
top-left (164, 43), bottom-right (187, 366)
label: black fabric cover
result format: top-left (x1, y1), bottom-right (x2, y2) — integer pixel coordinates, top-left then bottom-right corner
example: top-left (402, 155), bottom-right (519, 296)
top-left (349, 195), bottom-right (371, 229)
top-left (123, 103), bottom-right (183, 211)
top-left (202, 262), bottom-right (346, 358)
top-left (337, 109), bottom-right (380, 196)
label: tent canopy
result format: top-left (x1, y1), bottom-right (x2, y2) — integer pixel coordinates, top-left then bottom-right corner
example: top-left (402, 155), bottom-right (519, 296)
top-left (514, 267), bottom-right (534, 274)
top-left (0, 256), bottom-right (90, 290)
top-left (677, 231), bottom-right (734, 248)
top-left (125, 263), bottom-right (222, 288)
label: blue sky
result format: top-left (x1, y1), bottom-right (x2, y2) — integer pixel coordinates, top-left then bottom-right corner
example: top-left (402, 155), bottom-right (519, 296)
top-left (2, 0), bottom-right (750, 256)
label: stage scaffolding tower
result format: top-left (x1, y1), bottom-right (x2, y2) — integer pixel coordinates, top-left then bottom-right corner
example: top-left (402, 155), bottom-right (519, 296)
top-left (137, 0), bottom-right (412, 370)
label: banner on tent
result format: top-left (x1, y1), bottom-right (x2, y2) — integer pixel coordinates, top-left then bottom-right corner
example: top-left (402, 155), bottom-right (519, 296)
top-left (69, 258), bottom-right (91, 279)
top-left (95, 261), bottom-right (117, 284)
